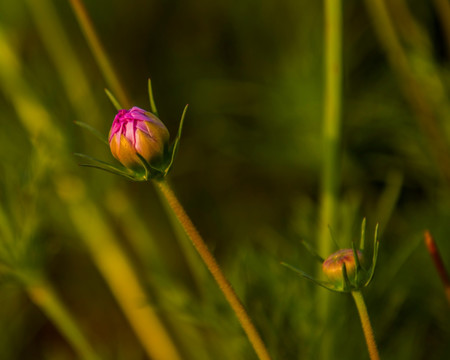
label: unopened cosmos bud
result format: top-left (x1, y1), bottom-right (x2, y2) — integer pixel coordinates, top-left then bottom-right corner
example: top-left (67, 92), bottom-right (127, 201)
top-left (322, 248), bottom-right (364, 284)
top-left (109, 106), bottom-right (169, 170)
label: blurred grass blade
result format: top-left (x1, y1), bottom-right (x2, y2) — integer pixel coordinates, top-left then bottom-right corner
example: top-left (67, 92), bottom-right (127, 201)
top-left (56, 177), bottom-right (183, 360)
top-left (69, 0), bottom-right (130, 108)
top-left (424, 231), bottom-right (450, 305)
top-left (375, 171), bottom-right (403, 238)
top-left (20, 274), bottom-right (101, 360)
top-left (364, 0), bottom-right (450, 183)
top-left (25, 0), bottom-right (102, 127)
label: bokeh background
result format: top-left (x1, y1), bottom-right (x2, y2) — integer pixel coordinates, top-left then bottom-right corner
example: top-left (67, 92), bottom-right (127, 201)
top-left (0, 0), bottom-right (449, 359)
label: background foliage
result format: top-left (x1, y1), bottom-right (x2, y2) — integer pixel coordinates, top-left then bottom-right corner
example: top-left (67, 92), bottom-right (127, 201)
top-left (0, 0), bottom-right (449, 359)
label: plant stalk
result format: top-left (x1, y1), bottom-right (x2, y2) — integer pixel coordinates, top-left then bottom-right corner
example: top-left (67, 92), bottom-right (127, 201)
top-left (154, 179), bottom-right (272, 360)
top-left (351, 291), bottom-right (380, 360)
top-left (68, 0), bottom-right (130, 108)
top-left (319, 0), bottom-right (342, 259)
top-left (318, 0), bottom-right (342, 357)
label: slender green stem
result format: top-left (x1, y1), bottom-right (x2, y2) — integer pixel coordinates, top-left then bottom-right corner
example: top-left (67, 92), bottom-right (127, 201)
top-left (318, 0), bottom-right (342, 357)
top-left (319, 0), bottom-right (342, 267)
top-left (20, 274), bottom-right (101, 360)
top-left (68, 0), bottom-right (130, 109)
top-left (351, 291), bottom-right (380, 360)
top-left (154, 179), bottom-right (272, 360)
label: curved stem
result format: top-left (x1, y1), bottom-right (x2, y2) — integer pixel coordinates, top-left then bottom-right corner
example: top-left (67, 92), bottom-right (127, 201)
top-left (154, 179), bottom-right (272, 360)
top-left (351, 291), bottom-right (380, 360)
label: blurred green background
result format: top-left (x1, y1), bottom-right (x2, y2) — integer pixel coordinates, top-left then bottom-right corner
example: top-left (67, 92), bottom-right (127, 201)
top-left (0, 0), bottom-right (449, 359)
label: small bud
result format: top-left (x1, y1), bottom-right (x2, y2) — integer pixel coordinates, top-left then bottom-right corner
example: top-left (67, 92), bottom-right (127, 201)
top-left (322, 248), bottom-right (363, 284)
top-left (109, 106), bottom-right (169, 170)
top-left (283, 221), bottom-right (379, 292)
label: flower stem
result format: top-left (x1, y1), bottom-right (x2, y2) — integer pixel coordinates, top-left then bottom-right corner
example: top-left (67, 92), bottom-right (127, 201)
top-left (20, 274), bottom-right (101, 360)
top-left (351, 291), bottom-right (380, 360)
top-left (154, 179), bottom-right (272, 360)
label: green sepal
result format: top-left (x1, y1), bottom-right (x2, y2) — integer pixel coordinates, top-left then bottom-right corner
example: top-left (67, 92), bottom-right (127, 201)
top-left (281, 262), bottom-right (342, 292)
top-left (352, 241), bottom-right (364, 286)
top-left (105, 88), bottom-right (123, 111)
top-left (300, 240), bottom-right (325, 263)
top-left (135, 153), bottom-right (167, 181)
top-left (74, 121), bottom-right (109, 145)
top-left (163, 104), bottom-right (188, 176)
top-left (360, 218), bottom-right (366, 251)
top-left (148, 78), bottom-right (159, 117)
top-left (364, 223), bottom-right (379, 287)
top-left (136, 153), bottom-right (151, 180)
top-left (328, 225), bottom-right (342, 250)
top-left (79, 163), bottom-right (141, 180)
top-left (74, 153), bottom-right (143, 181)
top-left (341, 263), bottom-right (354, 292)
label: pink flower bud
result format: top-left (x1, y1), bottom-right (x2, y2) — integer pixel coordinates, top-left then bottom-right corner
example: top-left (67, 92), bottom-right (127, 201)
top-left (322, 248), bottom-right (364, 283)
top-left (109, 107), bottom-right (169, 170)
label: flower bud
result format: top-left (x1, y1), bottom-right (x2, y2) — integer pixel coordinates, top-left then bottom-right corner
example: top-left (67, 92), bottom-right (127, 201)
top-left (322, 248), bottom-right (364, 284)
top-left (109, 106), bottom-right (169, 170)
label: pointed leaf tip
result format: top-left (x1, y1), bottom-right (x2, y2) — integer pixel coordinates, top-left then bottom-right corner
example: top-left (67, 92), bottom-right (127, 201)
top-left (300, 239), bottom-right (325, 263)
top-left (163, 104), bottom-right (189, 175)
top-left (74, 121), bottom-right (109, 145)
top-left (105, 88), bottom-right (123, 111)
top-left (147, 78), bottom-right (159, 116)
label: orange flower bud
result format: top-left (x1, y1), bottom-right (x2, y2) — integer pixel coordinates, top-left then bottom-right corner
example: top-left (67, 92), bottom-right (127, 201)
top-left (109, 107), bottom-right (169, 170)
top-left (322, 248), bottom-right (364, 283)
